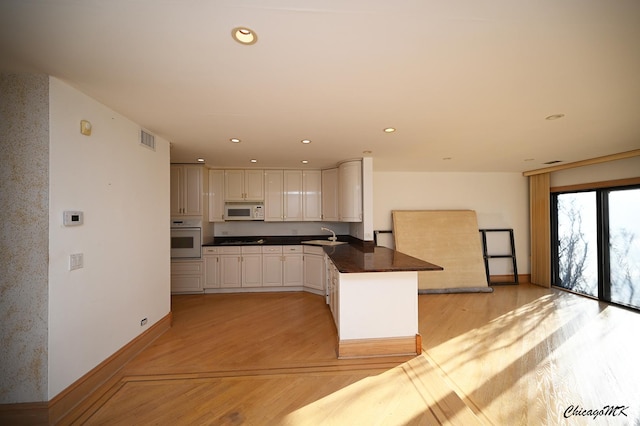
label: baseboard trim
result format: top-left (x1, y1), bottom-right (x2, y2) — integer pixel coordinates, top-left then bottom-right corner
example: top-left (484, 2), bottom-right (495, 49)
top-left (49, 311), bottom-right (172, 424)
top-left (338, 335), bottom-right (420, 359)
top-left (0, 401), bottom-right (48, 425)
top-left (489, 274), bottom-right (530, 284)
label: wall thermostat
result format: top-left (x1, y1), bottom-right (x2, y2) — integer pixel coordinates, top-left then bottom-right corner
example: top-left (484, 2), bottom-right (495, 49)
top-left (63, 211), bottom-right (84, 226)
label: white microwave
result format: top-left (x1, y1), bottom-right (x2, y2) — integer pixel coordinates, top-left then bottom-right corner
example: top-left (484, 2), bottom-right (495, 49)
top-left (225, 203), bottom-right (264, 221)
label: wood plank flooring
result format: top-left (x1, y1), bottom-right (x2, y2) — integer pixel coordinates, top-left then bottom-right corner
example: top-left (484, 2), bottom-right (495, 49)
top-left (76, 285), bottom-right (640, 425)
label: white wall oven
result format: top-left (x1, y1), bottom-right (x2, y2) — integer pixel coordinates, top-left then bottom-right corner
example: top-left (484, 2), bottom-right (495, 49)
top-left (170, 219), bottom-right (202, 259)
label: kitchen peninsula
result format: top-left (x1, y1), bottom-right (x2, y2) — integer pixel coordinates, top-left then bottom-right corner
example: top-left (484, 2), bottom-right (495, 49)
top-left (200, 236), bottom-right (442, 359)
top-left (323, 243), bottom-right (442, 358)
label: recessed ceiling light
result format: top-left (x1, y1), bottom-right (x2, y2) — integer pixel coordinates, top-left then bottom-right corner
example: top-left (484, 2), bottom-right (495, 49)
top-left (545, 114), bottom-right (565, 120)
top-left (197, 158), bottom-right (205, 162)
top-left (232, 27), bottom-right (257, 45)
top-left (442, 157), bottom-right (452, 160)
top-left (301, 160), bottom-right (309, 164)
top-left (301, 139), bottom-right (311, 144)
top-left (524, 158), bottom-right (535, 162)
top-left (250, 159), bottom-right (257, 163)
top-left (383, 127), bottom-right (396, 133)
top-left (230, 138), bottom-right (241, 143)
top-left (363, 150), bottom-right (372, 155)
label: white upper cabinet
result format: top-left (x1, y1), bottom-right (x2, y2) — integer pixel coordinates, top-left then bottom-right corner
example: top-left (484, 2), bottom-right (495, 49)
top-left (208, 169), bottom-right (225, 222)
top-left (224, 169), bottom-right (264, 201)
top-left (265, 170), bottom-right (322, 222)
top-left (321, 168), bottom-right (339, 222)
top-left (283, 170), bottom-right (303, 221)
top-left (170, 164), bottom-right (203, 216)
top-left (338, 160), bottom-right (362, 222)
top-left (264, 170), bottom-right (284, 221)
top-left (303, 170), bottom-right (322, 221)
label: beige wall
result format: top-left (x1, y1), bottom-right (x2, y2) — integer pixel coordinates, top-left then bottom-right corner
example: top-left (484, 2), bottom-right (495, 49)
top-left (0, 73), bottom-right (50, 403)
top-left (48, 78), bottom-right (171, 398)
top-left (550, 156), bottom-right (640, 187)
top-left (373, 171), bottom-right (530, 274)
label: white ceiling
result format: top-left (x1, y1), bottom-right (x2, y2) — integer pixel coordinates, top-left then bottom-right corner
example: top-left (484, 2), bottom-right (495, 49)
top-left (1, 0), bottom-right (639, 172)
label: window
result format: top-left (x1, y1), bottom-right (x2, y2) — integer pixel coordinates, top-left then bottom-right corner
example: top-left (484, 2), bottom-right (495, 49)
top-left (552, 185), bottom-right (640, 310)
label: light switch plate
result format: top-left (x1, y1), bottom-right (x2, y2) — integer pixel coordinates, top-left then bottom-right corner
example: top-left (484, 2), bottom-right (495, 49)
top-left (69, 253), bottom-right (83, 270)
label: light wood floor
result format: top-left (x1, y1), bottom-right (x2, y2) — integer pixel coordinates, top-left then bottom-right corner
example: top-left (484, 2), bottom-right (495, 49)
top-left (76, 284), bottom-right (640, 425)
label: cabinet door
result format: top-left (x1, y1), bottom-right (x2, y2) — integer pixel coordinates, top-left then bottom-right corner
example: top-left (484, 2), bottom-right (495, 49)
top-left (338, 160), bottom-right (362, 222)
top-left (170, 165), bottom-right (183, 216)
top-left (171, 261), bottom-right (203, 293)
top-left (304, 254), bottom-right (325, 291)
top-left (203, 255), bottom-right (220, 288)
top-left (321, 168), bottom-right (339, 221)
top-left (220, 255), bottom-right (242, 288)
top-left (208, 170), bottom-right (225, 222)
top-left (224, 170), bottom-right (245, 201)
top-left (183, 165), bottom-right (203, 215)
top-left (284, 253), bottom-right (303, 287)
top-left (303, 170), bottom-right (322, 221)
top-left (264, 170), bottom-right (284, 221)
top-left (328, 262), bottom-right (339, 327)
top-left (241, 254), bottom-right (263, 287)
top-left (262, 253), bottom-right (283, 286)
top-left (244, 170), bottom-right (264, 201)
top-left (283, 170), bottom-right (303, 221)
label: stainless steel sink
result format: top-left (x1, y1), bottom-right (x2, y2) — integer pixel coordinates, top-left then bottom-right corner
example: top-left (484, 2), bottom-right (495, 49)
top-left (301, 240), bottom-right (348, 246)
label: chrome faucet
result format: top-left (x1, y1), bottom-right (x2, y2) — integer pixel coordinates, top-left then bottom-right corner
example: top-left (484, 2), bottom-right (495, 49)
top-left (321, 227), bottom-right (337, 241)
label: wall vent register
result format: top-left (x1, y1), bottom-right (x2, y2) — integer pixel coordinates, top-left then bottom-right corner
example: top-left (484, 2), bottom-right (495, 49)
top-left (140, 129), bottom-right (155, 150)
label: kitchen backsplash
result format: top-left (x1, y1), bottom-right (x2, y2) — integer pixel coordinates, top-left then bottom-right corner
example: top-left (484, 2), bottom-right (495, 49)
top-left (213, 221), bottom-right (350, 237)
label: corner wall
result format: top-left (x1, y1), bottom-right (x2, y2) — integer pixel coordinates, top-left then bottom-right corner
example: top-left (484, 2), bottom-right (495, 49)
top-left (0, 73), bottom-right (50, 403)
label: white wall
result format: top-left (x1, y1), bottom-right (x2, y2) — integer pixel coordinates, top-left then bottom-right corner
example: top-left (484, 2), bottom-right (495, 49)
top-left (0, 73), bottom-right (49, 403)
top-left (48, 78), bottom-right (171, 398)
top-left (373, 171), bottom-right (530, 274)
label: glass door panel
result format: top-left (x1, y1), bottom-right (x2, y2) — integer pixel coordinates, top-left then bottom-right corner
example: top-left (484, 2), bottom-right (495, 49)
top-left (556, 192), bottom-right (598, 297)
top-left (608, 188), bottom-right (640, 309)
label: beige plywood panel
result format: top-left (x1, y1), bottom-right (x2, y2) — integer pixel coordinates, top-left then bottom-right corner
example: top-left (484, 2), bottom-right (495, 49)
top-left (392, 210), bottom-right (487, 290)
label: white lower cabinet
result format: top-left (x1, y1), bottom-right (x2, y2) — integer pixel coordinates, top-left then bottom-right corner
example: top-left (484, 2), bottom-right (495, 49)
top-left (303, 245), bottom-right (325, 293)
top-left (283, 246), bottom-right (303, 286)
top-left (201, 244), bottom-right (329, 293)
top-left (262, 246), bottom-right (284, 286)
top-left (203, 247), bottom-right (221, 289)
top-left (262, 246), bottom-right (303, 287)
top-left (219, 247), bottom-right (242, 288)
top-left (241, 246), bottom-right (263, 287)
top-left (171, 260), bottom-right (203, 294)
top-left (216, 246), bottom-right (263, 288)
top-left (328, 259), bottom-right (339, 327)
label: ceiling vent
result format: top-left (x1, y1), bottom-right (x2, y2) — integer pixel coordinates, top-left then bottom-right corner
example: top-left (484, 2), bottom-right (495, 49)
top-left (140, 129), bottom-right (155, 151)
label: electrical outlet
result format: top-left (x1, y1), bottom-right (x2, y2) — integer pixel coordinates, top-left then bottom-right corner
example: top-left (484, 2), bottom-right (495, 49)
top-left (140, 318), bottom-right (148, 326)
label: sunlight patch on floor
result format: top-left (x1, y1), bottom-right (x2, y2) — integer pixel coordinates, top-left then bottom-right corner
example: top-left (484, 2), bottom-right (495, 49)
top-left (285, 356), bottom-right (481, 425)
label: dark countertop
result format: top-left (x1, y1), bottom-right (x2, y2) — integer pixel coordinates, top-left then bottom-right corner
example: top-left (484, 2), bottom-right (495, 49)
top-left (203, 235), bottom-right (356, 247)
top-left (323, 244), bottom-right (443, 274)
top-left (203, 235), bottom-right (442, 274)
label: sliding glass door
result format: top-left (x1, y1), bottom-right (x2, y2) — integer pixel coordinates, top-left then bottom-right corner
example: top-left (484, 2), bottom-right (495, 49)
top-left (608, 187), bottom-right (640, 308)
top-left (552, 185), bottom-right (640, 310)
